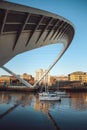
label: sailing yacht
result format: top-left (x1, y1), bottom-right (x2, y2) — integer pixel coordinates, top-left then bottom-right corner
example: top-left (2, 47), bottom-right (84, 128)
top-left (55, 81), bottom-right (70, 98)
top-left (55, 90), bottom-right (66, 95)
top-left (39, 82), bottom-right (61, 101)
top-left (39, 92), bottom-right (61, 101)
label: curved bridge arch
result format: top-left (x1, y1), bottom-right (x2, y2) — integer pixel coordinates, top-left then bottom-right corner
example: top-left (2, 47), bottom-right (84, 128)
top-left (0, 1), bottom-right (75, 87)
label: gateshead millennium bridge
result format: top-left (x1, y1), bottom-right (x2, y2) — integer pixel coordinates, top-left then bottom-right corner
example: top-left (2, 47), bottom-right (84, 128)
top-left (0, 1), bottom-right (75, 87)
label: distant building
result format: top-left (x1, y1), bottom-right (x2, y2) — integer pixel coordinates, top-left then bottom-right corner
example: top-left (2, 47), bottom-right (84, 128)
top-left (68, 71), bottom-right (87, 83)
top-left (0, 75), bottom-right (10, 85)
top-left (54, 75), bottom-right (68, 81)
top-left (10, 75), bottom-right (20, 85)
top-left (29, 76), bottom-right (34, 85)
top-left (50, 75), bottom-right (68, 86)
top-left (0, 73), bottom-right (35, 86)
top-left (50, 76), bottom-right (57, 86)
top-left (21, 73), bottom-right (30, 81)
top-left (35, 69), bottom-right (50, 86)
top-left (21, 73), bottom-right (34, 85)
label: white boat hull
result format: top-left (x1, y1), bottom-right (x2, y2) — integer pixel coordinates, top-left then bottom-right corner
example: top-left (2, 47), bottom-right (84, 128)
top-left (39, 92), bottom-right (56, 96)
top-left (39, 95), bottom-right (61, 101)
top-left (55, 91), bottom-right (71, 98)
top-left (55, 91), bottom-right (66, 95)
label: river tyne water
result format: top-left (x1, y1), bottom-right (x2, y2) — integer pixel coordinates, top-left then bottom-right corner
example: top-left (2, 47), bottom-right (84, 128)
top-left (0, 91), bottom-right (87, 130)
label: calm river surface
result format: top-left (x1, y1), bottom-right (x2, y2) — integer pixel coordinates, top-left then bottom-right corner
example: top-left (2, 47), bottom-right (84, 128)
top-left (0, 91), bottom-right (87, 130)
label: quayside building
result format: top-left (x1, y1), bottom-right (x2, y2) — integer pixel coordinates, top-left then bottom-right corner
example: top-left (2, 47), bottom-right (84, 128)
top-left (68, 71), bottom-right (87, 83)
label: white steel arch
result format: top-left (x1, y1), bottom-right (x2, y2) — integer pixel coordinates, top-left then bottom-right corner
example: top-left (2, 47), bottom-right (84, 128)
top-left (0, 1), bottom-right (75, 88)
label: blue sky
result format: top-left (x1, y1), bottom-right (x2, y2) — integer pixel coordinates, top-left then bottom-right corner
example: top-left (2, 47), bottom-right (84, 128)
top-left (0, 0), bottom-right (87, 77)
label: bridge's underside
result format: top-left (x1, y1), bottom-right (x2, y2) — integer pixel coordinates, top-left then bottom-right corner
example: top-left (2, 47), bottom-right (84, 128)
top-left (0, 1), bottom-right (75, 87)
top-left (0, 1), bottom-right (74, 67)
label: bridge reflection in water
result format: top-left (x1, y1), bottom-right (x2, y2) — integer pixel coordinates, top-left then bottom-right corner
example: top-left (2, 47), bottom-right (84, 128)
top-left (0, 92), bottom-right (87, 130)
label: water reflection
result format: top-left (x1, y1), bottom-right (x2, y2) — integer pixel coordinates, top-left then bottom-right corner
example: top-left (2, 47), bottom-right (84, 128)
top-left (0, 92), bottom-right (33, 121)
top-left (0, 91), bottom-right (87, 130)
top-left (0, 92), bottom-right (58, 130)
top-left (70, 92), bottom-right (87, 110)
top-left (0, 92), bottom-right (33, 106)
top-left (0, 103), bottom-right (19, 120)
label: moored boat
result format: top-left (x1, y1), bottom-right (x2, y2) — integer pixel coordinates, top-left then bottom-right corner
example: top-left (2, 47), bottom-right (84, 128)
top-left (39, 93), bottom-right (61, 101)
top-left (55, 90), bottom-right (71, 98)
top-left (55, 90), bottom-right (66, 95)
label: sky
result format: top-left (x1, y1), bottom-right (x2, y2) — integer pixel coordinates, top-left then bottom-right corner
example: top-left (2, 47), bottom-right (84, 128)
top-left (0, 0), bottom-right (87, 77)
